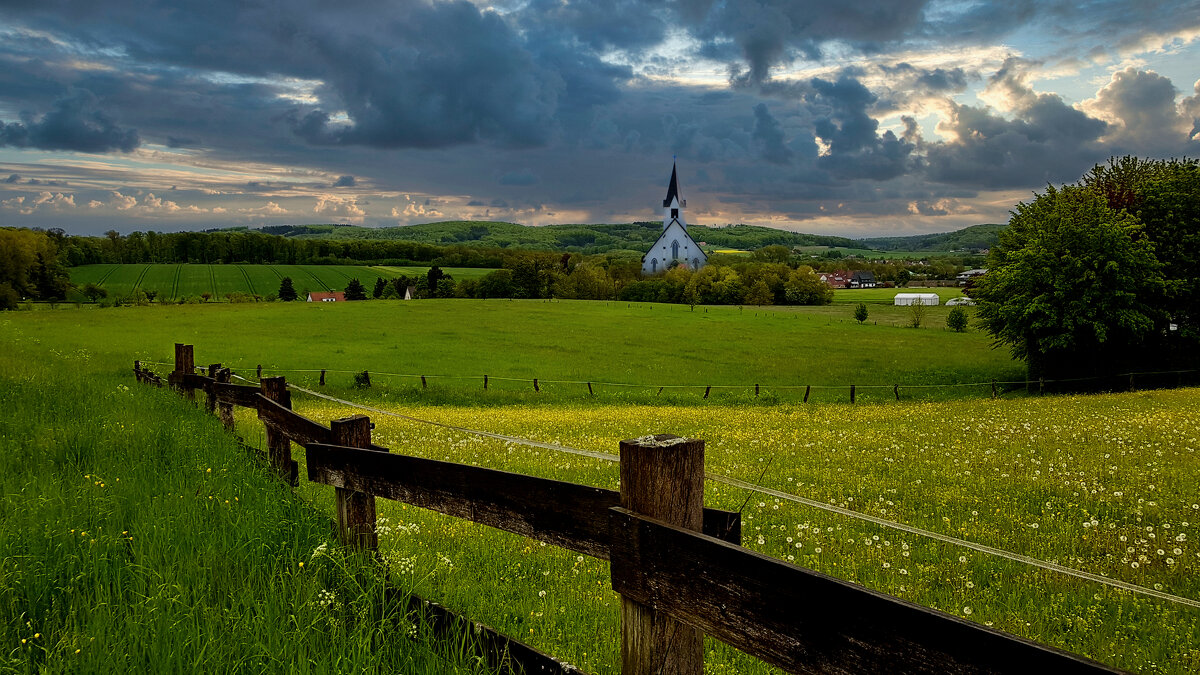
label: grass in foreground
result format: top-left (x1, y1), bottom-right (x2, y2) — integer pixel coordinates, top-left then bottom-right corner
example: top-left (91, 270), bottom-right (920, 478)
top-left (0, 337), bottom-right (492, 674)
top-left (281, 390), bottom-right (1200, 674)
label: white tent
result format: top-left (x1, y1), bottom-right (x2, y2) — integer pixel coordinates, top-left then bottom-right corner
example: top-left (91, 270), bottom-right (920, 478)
top-left (894, 293), bottom-right (940, 306)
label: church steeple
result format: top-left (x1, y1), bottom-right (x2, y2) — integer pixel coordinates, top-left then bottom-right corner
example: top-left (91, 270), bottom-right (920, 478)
top-left (662, 162), bottom-right (681, 208)
top-left (641, 159), bottom-right (707, 275)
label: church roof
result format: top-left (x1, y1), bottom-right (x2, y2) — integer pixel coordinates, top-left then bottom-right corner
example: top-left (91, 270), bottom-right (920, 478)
top-left (662, 162), bottom-right (681, 207)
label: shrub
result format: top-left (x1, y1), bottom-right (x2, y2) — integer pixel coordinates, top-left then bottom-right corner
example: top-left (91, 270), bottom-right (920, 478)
top-left (947, 307), bottom-right (968, 332)
top-left (853, 302), bottom-right (868, 324)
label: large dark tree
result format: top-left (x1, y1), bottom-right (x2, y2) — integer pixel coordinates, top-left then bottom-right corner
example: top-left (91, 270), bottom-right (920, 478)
top-left (372, 277), bottom-right (386, 298)
top-left (973, 183), bottom-right (1164, 381)
top-left (344, 278), bottom-right (367, 301)
top-left (278, 276), bottom-right (297, 301)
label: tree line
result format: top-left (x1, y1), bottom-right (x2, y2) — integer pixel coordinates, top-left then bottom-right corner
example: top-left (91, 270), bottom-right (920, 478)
top-left (0, 227), bottom-right (71, 309)
top-left (56, 229), bottom-right (505, 268)
top-left (276, 253), bottom-right (839, 307)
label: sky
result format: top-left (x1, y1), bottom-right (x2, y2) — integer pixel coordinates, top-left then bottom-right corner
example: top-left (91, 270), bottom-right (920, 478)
top-left (0, 0), bottom-right (1198, 239)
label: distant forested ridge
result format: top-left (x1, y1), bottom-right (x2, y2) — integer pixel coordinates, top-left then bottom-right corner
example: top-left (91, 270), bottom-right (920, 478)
top-left (857, 223), bottom-right (1003, 252)
top-left (48, 220), bottom-right (999, 271)
top-left (255, 221), bottom-right (861, 254)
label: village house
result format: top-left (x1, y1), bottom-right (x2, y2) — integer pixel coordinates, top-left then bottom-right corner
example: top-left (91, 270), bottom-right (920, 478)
top-left (819, 270), bottom-right (851, 288)
top-left (307, 291), bottom-right (345, 302)
top-left (641, 162), bottom-right (707, 275)
top-left (850, 271), bottom-right (877, 289)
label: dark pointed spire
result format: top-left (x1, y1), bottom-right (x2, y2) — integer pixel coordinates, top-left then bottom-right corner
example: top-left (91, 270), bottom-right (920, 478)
top-left (662, 161), bottom-right (681, 208)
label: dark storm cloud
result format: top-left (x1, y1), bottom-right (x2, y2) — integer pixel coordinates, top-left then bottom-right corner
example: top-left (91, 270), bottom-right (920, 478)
top-left (679, 0), bottom-right (928, 83)
top-left (0, 90), bottom-right (138, 152)
top-left (1, 0), bottom-right (628, 152)
top-left (751, 103), bottom-right (792, 164)
top-left (807, 75), bottom-right (916, 181)
top-left (498, 170), bottom-right (538, 186)
top-left (925, 100), bottom-right (1107, 187)
top-left (332, 175), bottom-right (356, 188)
top-left (520, 0), bottom-right (667, 52)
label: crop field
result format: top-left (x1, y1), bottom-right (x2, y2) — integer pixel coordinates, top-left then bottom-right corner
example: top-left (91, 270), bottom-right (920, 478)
top-left (3, 301), bottom-right (1197, 673)
top-left (66, 264), bottom-right (500, 301)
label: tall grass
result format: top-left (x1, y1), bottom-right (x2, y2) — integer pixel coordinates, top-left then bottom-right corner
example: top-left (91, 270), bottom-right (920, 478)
top-left (0, 333), bottom-right (491, 674)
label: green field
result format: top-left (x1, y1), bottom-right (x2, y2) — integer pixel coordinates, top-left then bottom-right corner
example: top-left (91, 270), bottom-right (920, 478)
top-left (3, 300), bottom-right (1197, 673)
top-left (5, 300), bottom-right (1022, 401)
top-left (67, 264), bottom-right (499, 301)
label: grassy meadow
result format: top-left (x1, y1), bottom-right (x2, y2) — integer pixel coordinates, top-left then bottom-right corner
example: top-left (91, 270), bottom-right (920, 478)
top-left (3, 298), bottom-right (1198, 673)
top-left (6, 298), bottom-right (1022, 403)
top-left (67, 264), bottom-right (498, 301)
top-left (0, 321), bottom-right (494, 674)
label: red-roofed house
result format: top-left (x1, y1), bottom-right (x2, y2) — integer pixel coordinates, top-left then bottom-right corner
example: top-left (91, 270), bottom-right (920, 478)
top-left (307, 291), bottom-right (345, 302)
top-left (819, 270), bottom-right (851, 288)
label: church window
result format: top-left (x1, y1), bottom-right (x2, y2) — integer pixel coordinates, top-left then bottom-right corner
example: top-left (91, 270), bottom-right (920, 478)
top-left (671, 208), bottom-right (678, 218)
top-left (672, 240), bottom-right (679, 259)
top-left (651, 258), bottom-right (657, 272)
top-left (693, 258), bottom-right (700, 268)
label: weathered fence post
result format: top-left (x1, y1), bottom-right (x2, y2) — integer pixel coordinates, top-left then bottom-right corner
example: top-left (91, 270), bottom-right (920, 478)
top-left (173, 343), bottom-right (195, 402)
top-left (332, 415), bottom-right (378, 551)
top-left (992, 379), bottom-right (997, 399)
top-left (533, 378), bottom-right (539, 393)
top-left (216, 368), bottom-right (234, 431)
top-left (205, 363), bottom-right (221, 414)
top-left (850, 384), bottom-right (856, 404)
top-left (893, 384), bottom-right (899, 401)
top-left (617, 434), bottom-right (705, 675)
top-left (588, 381), bottom-right (594, 396)
top-left (256, 364), bottom-right (263, 380)
top-left (319, 369), bottom-right (326, 386)
top-left (421, 375), bottom-right (427, 389)
top-left (703, 385), bottom-right (711, 399)
top-left (260, 376), bottom-right (297, 486)
top-left (803, 385), bottom-right (810, 403)
top-left (134, 360), bottom-right (142, 383)
top-left (755, 383), bottom-right (759, 397)
top-left (484, 374), bottom-right (489, 390)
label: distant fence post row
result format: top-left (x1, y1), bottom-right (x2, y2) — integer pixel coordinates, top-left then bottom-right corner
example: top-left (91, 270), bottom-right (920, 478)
top-left (135, 343), bottom-right (1124, 675)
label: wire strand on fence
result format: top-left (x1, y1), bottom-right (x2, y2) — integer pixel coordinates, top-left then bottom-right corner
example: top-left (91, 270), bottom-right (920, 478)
top-left (255, 373), bottom-right (1200, 611)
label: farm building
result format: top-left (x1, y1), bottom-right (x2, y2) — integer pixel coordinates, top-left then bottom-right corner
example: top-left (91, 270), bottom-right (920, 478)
top-left (956, 268), bottom-right (987, 285)
top-left (307, 291), bottom-right (345, 302)
top-left (850, 271), bottom-right (876, 288)
top-left (641, 162), bottom-right (707, 275)
top-left (894, 293), bottom-right (940, 306)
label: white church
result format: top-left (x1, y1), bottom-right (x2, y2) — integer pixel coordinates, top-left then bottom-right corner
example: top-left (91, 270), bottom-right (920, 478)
top-left (641, 163), bottom-right (707, 275)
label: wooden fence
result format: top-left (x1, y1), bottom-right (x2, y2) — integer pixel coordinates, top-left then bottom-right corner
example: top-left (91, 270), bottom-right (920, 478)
top-left (141, 343), bottom-right (1125, 675)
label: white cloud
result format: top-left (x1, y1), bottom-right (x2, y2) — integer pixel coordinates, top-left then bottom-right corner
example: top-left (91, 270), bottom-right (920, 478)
top-left (110, 190), bottom-right (138, 210)
top-left (241, 201), bottom-right (288, 215)
top-left (2, 192), bottom-right (77, 214)
top-left (313, 194), bottom-right (366, 220)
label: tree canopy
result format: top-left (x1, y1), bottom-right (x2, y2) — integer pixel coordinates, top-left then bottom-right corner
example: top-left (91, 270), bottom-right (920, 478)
top-left (973, 157), bottom-right (1199, 381)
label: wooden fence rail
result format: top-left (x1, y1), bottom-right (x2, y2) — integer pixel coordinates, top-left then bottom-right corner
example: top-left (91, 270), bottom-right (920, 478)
top-left (136, 343), bottom-right (1125, 675)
